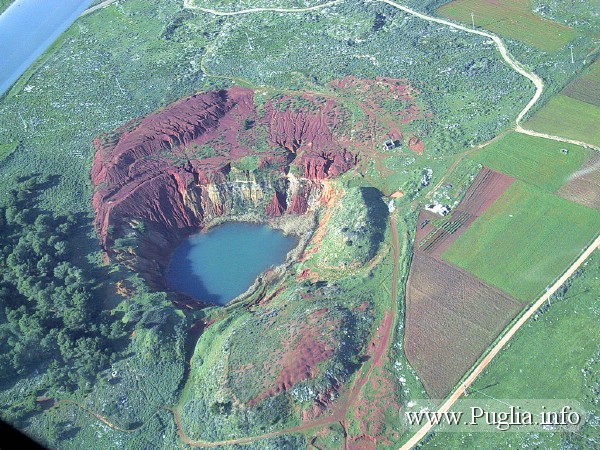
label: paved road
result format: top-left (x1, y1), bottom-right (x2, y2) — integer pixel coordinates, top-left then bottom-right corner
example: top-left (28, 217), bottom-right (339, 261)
top-left (400, 235), bottom-right (600, 449)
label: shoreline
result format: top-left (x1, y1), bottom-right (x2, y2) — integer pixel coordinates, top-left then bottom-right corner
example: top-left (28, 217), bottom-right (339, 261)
top-left (158, 210), bottom-right (319, 309)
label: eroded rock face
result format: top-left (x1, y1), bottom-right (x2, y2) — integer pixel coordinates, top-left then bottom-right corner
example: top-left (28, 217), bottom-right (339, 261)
top-left (92, 80), bottom-right (424, 292)
top-left (91, 87), bottom-right (361, 285)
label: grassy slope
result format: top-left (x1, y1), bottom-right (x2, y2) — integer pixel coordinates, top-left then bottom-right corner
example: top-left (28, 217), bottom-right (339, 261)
top-left (471, 132), bottom-right (590, 192)
top-left (0, 142), bottom-right (18, 162)
top-left (0, 0), bottom-right (13, 15)
top-left (438, 0), bottom-right (578, 52)
top-left (526, 95), bottom-right (600, 147)
top-left (423, 250), bottom-right (600, 449)
top-left (442, 181), bottom-right (600, 302)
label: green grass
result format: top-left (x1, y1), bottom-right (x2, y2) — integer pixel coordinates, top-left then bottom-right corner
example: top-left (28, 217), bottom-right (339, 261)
top-left (471, 132), bottom-right (590, 192)
top-left (583, 58), bottom-right (600, 83)
top-left (442, 181), bottom-right (600, 302)
top-left (562, 57), bottom-right (600, 107)
top-left (438, 0), bottom-right (578, 52)
top-left (422, 250), bottom-right (600, 449)
top-left (526, 94), bottom-right (600, 147)
top-left (0, 0), bottom-right (14, 15)
top-left (0, 142), bottom-right (18, 162)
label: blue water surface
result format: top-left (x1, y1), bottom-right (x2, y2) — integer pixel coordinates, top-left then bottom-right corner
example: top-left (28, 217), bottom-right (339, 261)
top-left (0, 0), bottom-right (93, 96)
top-left (166, 223), bottom-right (297, 305)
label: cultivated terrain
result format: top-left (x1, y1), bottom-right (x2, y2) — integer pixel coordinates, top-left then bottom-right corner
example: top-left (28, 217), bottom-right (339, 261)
top-left (0, 0), bottom-right (598, 449)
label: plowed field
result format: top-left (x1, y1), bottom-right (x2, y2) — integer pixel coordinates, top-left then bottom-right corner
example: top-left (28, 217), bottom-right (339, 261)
top-left (405, 253), bottom-right (521, 398)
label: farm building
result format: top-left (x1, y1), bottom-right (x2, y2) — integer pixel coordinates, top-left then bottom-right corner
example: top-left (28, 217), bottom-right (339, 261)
top-left (425, 203), bottom-right (451, 216)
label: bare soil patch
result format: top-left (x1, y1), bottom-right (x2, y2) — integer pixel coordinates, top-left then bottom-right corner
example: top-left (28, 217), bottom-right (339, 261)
top-left (417, 168), bottom-right (514, 257)
top-left (405, 253), bottom-right (521, 398)
top-left (558, 152), bottom-right (600, 209)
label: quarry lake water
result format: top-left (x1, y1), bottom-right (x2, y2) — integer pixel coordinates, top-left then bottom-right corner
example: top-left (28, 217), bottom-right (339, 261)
top-left (166, 223), bottom-right (297, 306)
top-left (0, 0), bottom-right (93, 96)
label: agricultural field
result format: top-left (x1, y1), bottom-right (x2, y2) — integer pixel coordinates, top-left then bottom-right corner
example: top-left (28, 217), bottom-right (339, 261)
top-left (437, 0), bottom-right (578, 52)
top-left (443, 180), bottom-right (600, 302)
top-left (405, 253), bottom-right (521, 398)
top-left (1, 0), bottom-right (598, 448)
top-left (561, 57), bottom-right (600, 107)
top-left (559, 152), bottom-right (600, 209)
top-left (526, 94), bottom-right (600, 148)
top-left (471, 132), bottom-right (592, 193)
top-left (422, 250), bottom-right (600, 449)
top-left (417, 167), bottom-right (515, 257)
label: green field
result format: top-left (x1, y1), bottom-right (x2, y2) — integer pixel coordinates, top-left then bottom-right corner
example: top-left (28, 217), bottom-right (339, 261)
top-left (526, 95), bottom-right (600, 147)
top-left (562, 58), bottom-right (600, 107)
top-left (472, 133), bottom-right (590, 192)
top-left (438, 0), bottom-right (578, 52)
top-left (423, 250), bottom-right (600, 449)
top-left (0, 142), bottom-right (18, 162)
top-left (584, 58), bottom-right (600, 82)
top-left (0, 0), bottom-right (13, 15)
top-left (443, 181), bottom-right (600, 302)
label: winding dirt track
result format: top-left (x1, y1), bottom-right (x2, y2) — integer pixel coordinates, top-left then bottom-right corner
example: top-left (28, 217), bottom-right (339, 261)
top-left (81, 0), bottom-right (120, 17)
top-left (187, 0), bottom-right (600, 151)
top-left (172, 216), bottom-right (401, 447)
top-left (65, 1), bottom-right (600, 448)
top-left (186, 1), bottom-right (600, 448)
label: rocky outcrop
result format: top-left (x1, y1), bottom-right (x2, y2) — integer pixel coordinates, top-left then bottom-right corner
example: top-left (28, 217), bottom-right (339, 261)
top-left (266, 192), bottom-right (286, 217)
top-left (91, 87), bottom-right (363, 289)
top-left (91, 79), bottom-right (425, 294)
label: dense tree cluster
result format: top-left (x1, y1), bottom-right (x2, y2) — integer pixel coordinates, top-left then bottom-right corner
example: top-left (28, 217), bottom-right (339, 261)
top-left (0, 177), bottom-right (126, 394)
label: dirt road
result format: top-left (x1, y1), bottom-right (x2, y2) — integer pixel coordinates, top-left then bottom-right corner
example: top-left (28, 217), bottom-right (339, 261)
top-left (172, 215), bottom-right (402, 447)
top-left (81, 0), bottom-right (120, 17)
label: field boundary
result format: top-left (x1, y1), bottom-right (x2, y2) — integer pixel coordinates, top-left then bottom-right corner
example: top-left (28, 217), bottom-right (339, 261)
top-left (400, 233), bottom-right (600, 449)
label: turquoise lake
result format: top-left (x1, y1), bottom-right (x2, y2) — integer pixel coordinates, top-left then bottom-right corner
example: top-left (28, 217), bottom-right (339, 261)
top-left (166, 223), bottom-right (297, 305)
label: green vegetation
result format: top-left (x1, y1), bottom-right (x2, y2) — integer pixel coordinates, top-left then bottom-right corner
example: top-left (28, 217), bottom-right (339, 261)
top-left (471, 132), bottom-right (590, 192)
top-left (0, 142), bottom-right (18, 162)
top-left (526, 94), bottom-right (600, 147)
top-left (0, 177), bottom-right (189, 448)
top-left (438, 0), bottom-right (578, 52)
top-left (0, 0), bottom-right (13, 15)
top-left (533, 0), bottom-right (600, 32)
top-left (423, 250), bottom-right (600, 449)
top-left (313, 187), bottom-right (388, 270)
top-left (0, 0), bottom-right (597, 447)
top-left (201, 1), bottom-right (532, 153)
top-left (443, 181), bottom-right (600, 302)
top-left (0, 178), bottom-right (124, 415)
top-left (189, 0), bottom-right (331, 9)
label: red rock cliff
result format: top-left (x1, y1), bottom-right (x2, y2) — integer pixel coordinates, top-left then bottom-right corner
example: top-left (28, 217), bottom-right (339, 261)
top-left (91, 87), bottom-right (363, 281)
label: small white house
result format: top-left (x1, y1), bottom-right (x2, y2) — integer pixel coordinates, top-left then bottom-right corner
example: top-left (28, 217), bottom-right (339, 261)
top-left (425, 203), bottom-right (451, 216)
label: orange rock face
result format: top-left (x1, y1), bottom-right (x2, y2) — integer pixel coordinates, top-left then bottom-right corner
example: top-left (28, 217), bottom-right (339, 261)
top-left (91, 87), bottom-right (360, 271)
top-left (91, 79), bottom-right (424, 284)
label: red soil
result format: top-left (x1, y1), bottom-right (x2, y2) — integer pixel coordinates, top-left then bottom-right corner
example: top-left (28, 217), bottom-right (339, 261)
top-left (247, 310), bottom-right (337, 406)
top-left (407, 167), bottom-right (520, 398)
top-left (417, 167), bottom-right (515, 257)
top-left (408, 136), bottom-right (425, 154)
top-left (91, 87), bottom-right (361, 258)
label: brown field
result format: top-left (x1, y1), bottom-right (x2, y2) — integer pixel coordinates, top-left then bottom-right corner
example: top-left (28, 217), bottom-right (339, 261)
top-left (417, 168), bottom-right (515, 257)
top-left (558, 152), bottom-right (600, 209)
top-left (405, 253), bottom-right (521, 398)
top-left (562, 77), bottom-right (600, 108)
